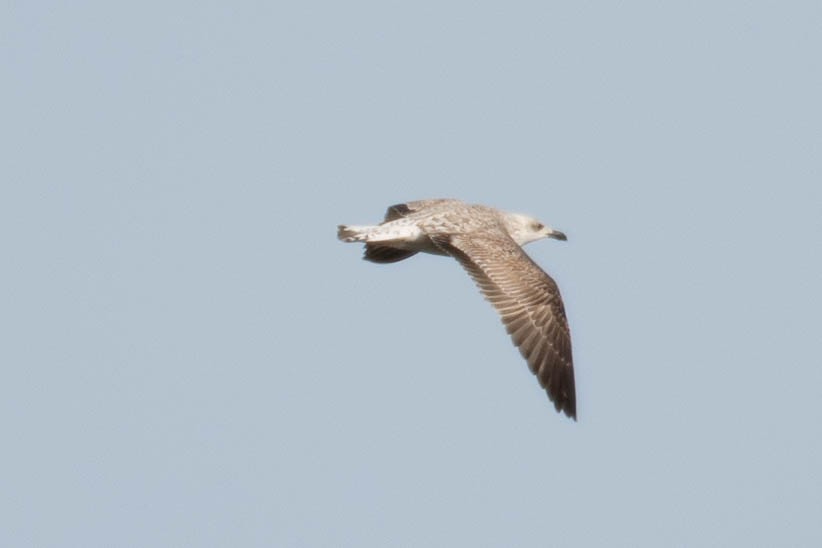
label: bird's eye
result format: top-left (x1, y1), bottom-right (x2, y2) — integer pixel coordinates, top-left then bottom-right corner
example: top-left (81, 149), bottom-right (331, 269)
top-left (533, 222), bottom-right (544, 231)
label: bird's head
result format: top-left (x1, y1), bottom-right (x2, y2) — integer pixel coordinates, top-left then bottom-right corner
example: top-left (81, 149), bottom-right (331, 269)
top-left (504, 213), bottom-right (567, 246)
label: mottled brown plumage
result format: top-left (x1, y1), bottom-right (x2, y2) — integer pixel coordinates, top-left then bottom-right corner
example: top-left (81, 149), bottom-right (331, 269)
top-left (338, 199), bottom-right (576, 420)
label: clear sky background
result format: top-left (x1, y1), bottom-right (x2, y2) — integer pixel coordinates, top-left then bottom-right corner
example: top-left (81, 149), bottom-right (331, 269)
top-left (2, 2), bottom-right (821, 547)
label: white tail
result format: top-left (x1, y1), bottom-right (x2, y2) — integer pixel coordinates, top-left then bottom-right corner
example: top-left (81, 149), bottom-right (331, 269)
top-left (337, 225), bottom-right (374, 242)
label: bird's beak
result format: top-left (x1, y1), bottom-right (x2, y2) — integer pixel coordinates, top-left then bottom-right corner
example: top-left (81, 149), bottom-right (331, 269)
top-left (547, 228), bottom-right (567, 241)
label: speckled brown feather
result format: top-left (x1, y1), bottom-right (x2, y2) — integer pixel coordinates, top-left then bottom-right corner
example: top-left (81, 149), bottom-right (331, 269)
top-left (431, 232), bottom-right (576, 419)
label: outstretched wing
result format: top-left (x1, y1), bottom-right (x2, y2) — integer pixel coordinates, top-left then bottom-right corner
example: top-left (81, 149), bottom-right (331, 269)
top-left (431, 232), bottom-right (576, 419)
top-left (383, 199), bottom-right (460, 222)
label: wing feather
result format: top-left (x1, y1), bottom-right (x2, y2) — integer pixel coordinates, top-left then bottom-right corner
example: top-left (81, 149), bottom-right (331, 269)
top-left (383, 199), bottom-right (461, 222)
top-left (431, 232), bottom-right (576, 419)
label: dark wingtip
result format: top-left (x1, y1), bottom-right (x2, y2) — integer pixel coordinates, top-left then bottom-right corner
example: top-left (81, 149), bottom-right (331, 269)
top-left (555, 396), bottom-right (577, 421)
top-left (548, 373), bottom-right (576, 421)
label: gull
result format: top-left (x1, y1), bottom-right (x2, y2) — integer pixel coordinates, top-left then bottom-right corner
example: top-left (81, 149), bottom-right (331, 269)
top-left (338, 199), bottom-right (576, 420)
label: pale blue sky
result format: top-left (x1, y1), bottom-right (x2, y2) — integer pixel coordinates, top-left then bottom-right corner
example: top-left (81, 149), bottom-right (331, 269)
top-left (2, 2), bottom-right (821, 547)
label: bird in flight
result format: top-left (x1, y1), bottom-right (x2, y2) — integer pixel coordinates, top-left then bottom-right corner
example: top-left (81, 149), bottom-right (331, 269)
top-left (338, 199), bottom-right (576, 420)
